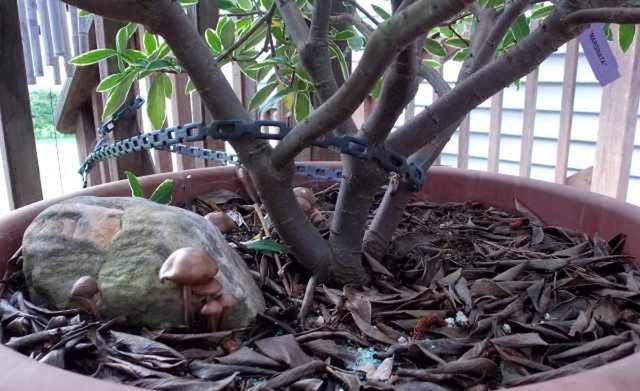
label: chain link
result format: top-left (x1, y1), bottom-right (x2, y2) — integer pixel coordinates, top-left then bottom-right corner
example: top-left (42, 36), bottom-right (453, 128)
top-left (79, 98), bottom-right (424, 191)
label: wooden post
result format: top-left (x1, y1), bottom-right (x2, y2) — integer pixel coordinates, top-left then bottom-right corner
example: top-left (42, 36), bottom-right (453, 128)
top-left (591, 35), bottom-right (640, 200)
top-left (171, 74), bottom-right (196, 171)
top-left (0, 0), bottom-right (43, 207)
top-left (457, 115), bottom-right (470, 169)
top-left (555, 40), bottom-right (579, 184)
top-left (519, 68), bottom-right (539, 177)
top-left (94, 17), bottom-right (155, 180)
top-left (487, 91), bottom-right (503, 172)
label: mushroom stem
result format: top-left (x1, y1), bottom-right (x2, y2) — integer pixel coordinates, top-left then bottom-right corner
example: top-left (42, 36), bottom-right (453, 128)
top-left (77, 297), bottom-right (99, 319)
top-left (183, 287), bottom-right (193, 327)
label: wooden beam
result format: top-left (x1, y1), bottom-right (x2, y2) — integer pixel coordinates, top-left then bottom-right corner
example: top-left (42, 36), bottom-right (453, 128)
top-left (487, 90), bottom-right (503, 173)
top-left (0, 0), bottom-right (43, 208)
top-left (519, 68), bottom-right (539, 177)
top-left (75, 102), bottom-right (102, 186)
top-left (94, 16), bottom-right (155, 180)
top-left (555, 40), bottom-right (579, 184)
top-left (591, 34), bottom-right (640, 200)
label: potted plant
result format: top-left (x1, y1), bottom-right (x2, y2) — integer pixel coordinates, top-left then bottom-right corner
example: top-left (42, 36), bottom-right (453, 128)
top-left (5, 0), bottom-right (640, 389)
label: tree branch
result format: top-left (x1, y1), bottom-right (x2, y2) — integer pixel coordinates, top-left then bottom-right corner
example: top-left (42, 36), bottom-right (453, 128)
top-left (271, 0), bottom-right (473, 168)
top-left (330, 13), bottom-right (375, 38)
top-left (564, 7), bottom-right (640, 24)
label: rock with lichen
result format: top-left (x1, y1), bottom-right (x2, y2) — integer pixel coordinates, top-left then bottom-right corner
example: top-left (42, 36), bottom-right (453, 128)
top-left (22, 196), bottom-right (265, 330)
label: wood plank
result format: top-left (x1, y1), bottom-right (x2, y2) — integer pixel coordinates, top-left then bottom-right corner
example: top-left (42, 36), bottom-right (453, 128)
top-left (519, 68), bottom-right (539, 177)
top-left (591, 35), bottom-right (640, 200)
top-left (75, 102), bottom-right (102, 186)
top-left (94, 17), bottom-right (155, 180)
top-left (554, 39), bottom-right (579, 184)
top-left (171, 73), bottom-right (196, 171)
top-left (487, 90), bottom-right (503, 173)
top-left (0, 0), bottom-right (43, 207)
top-left (457, 115), bottom-right (470, 169)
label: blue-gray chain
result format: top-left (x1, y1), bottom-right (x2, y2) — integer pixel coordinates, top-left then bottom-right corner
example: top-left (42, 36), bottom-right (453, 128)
top-left (79, 97), bottom-right (425, 191)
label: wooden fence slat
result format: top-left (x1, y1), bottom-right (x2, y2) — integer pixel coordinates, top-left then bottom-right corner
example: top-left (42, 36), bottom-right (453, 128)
top-left (68, 5), bottom-right (80, 56)
top-left (591, 34), bottom-right (640, 200)
top-left (57, 2), bottom-right (73, 76)
top-left (457, 115), bottom-right (470, 169)
top-left (90, 91), bottom-right (112, 183)
top-left (555, 39), bottom-right (579, 184)
top-left (36, 0), bottom-right (54, 66)
top-left (16, 0), bottom-right (36, 84)
top-left (171, 74), bottom-right (196, 171)
top-left (487, 90), bottom-right (503, 173)
top-left (0, 0), bottom-right (43, 207)
top-left (519, 68), bottom-right (539, 177)
top-left (25, 0), bottom-right (44, 77)
top-left (75, 102), bottom-right (102, 186)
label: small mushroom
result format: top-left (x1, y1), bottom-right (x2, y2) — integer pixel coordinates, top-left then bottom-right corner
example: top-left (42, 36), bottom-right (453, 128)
top-left (159, 247), bottom-right (219, 325)
top-left (201, 292), bottom-right (238, 331)
top-left (70, 275), bottom-right (100, 318)
top-left (200, 300), bottom-right (223, 331)
top-left (205, 211), bottom-right (236, 234)
top-left (293, 187), bottom-right (317, 205)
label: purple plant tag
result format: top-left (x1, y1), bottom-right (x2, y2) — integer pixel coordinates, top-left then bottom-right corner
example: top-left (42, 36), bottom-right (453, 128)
top-left (579, 24), bottom-right (620, 86)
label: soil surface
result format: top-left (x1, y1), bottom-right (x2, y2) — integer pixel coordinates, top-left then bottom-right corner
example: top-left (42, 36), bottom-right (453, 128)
top-left (2, 185), bottom-right (639, 390)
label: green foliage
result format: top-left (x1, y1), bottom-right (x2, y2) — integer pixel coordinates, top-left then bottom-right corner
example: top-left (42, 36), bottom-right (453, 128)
top-left (126, 171), bottom-right (174, 204)
top-left (71, 0), bottom-right (640, 128)
top-left (243, 238), bottom-right (288, 254)
top-left (29, 89), bottom-right (71, 139)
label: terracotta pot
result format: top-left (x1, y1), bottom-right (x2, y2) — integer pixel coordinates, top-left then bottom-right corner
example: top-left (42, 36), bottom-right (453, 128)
top-left (2, 164), bottom-right (640, 390)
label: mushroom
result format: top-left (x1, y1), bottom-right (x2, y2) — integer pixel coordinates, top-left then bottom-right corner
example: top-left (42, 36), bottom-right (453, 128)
top-left (205, 211), bottom-right (236, 234)
top-left (200, 292), bottom-right (238, 331)
top-left (70, 275), bottom-right (100, 318)
top-left (293, 187), bottom-right (317, 205)
top-left (192, 278), bottom-right (223, 298)
top-left (159, 247), bottom-right (219, 325)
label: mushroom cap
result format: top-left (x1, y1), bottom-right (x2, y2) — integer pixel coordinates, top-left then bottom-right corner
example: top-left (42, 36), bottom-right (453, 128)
top-left (218, 293), bottom-right (239, 310)
top-left (201, 299), bottom-right (223, 316)
top-left (159, 247), bottom-right (219, 286)
top-left (293, 187), bottom-right (317, 205)
top-left (192, 279), bottom-right (223, 297)
top-left (204, 212), bottom-right (236, 234)
top-left (70, 276), bottom-right (99, 299)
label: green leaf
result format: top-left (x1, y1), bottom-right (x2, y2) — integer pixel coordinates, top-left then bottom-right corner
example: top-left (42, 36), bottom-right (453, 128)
top-left (205, 28), bottom-right (223, 53)
top-left (116, 23), bottom-right (137, 53)
top-left (149, 179), bottom-right (174, 204)
top-left (126, 171), bottom-right (144, 197)
top-left (510, 15), bottom-right (530, 41)
top-left (102, 72), bottom-right (137, 120)
top-left (120, 49), bottom-right (148, 65)
top-left (328, 41), bottom-right (350, 80)
top-left (96, 72), bottom-right (128, 92)
top-left (185, 79), bottom-right (196, 95)
top-left (260, 87), bottom-right (294, 113)
top-left (446, 38), bottom-right (469, 49)
top-left (78, 9), bottom-right (91, 17)
top-left (160, 73), bottom-right (173, 98)
top-left (370, 77), bottom-right (384, 99)
top-left (236, 0), bottom-right (252, 11)
top-left (619, 24), bottom-right (636, 53)
top-left (371, 4), bottom-right (390, 20)
top-left (180, 0), bottom-right (199, 6)
top-left (294, 92), bottom-right (311, 121)
top-left (531, 5), bottom-right (554, 19)
top-left (143, 32), bottom-right (158, 54)
top-left (218, 18), bottom-right (236, 49)
top-left (348, 35), bottom-right (364, 51)
top-left (243, 239), bottom-right (288, 254)
top-left (249, 81), bottom-right (278, 111)
top-left (425, 39), bottom-right (446, 57)
top-left (260, 0), bottom-right (273, 10)
top-left (423, 59), bottom-right (441, 69)
top-left (334, 30), bottom-right (355, 40)
top-left (69, 49), bottom-right (117, 65)
top-left (148, 74), bottom-right (169, 129)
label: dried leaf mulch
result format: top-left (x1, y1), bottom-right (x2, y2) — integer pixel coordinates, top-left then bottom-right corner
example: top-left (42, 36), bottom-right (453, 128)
top-left (2, 187), bottom-right (640, 390)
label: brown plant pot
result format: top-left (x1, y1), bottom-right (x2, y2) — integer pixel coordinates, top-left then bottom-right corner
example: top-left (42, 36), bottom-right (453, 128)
top-left (2, 163), bottom-right (640, 390)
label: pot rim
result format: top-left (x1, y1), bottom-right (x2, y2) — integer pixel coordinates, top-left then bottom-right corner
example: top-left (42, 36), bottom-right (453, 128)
top-left (2, 163), bottom-right (640, 391)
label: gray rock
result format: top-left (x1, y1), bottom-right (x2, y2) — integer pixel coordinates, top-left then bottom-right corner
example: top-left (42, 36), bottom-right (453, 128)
top-left (22, 196), bottom-right (265, 330)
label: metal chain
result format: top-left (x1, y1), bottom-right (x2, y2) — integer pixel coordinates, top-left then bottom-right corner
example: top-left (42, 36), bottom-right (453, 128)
top-left (79, 98), bottom-right (424, 191)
